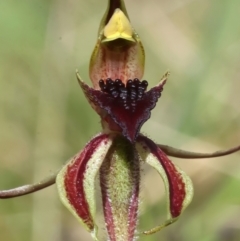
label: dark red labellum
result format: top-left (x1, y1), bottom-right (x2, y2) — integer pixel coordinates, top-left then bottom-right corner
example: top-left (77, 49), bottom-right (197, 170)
top-left (81, 78), bottom-right (165, 143)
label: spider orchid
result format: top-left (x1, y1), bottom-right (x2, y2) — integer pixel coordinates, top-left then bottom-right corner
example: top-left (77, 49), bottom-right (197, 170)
top-left (1, 1), bottom-right (240, 241)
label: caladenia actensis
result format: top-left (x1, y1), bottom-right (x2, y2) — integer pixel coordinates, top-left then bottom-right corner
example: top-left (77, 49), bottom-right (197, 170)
top-left (0, 0), bottom-right (240, 241)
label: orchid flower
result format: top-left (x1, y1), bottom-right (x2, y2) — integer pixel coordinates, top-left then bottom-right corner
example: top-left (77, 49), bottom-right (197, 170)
top-left (1, 1), bottom-right (240, 241)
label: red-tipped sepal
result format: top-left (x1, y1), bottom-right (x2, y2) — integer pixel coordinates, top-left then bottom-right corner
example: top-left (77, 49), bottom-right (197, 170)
top-left (100, 136), bottom-right (140, 241)
top-left (136, 135), bottom-right (193, 234)
top-left (56, 133), bottom-right (113, 240)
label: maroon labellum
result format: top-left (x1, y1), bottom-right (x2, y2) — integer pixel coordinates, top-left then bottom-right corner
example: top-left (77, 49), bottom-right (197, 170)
top-left (77, 74), bottom-right (167, 143)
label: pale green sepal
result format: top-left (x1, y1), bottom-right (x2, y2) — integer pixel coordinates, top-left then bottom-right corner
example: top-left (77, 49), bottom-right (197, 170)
top-left (89, 1), bottom-right (145, 89)
top-left (99, 0), bottom-right (130, 36)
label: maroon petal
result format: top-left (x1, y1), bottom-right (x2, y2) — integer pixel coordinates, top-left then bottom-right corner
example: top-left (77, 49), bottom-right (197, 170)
top-left (56, 133), bottom-right (113, 240)
top-left (136, 135), bottom-right (193, 234)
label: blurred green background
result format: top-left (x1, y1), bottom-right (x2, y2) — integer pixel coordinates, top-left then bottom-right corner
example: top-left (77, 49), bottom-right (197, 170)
top-left (0, 0), bottom-right (240, 241)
